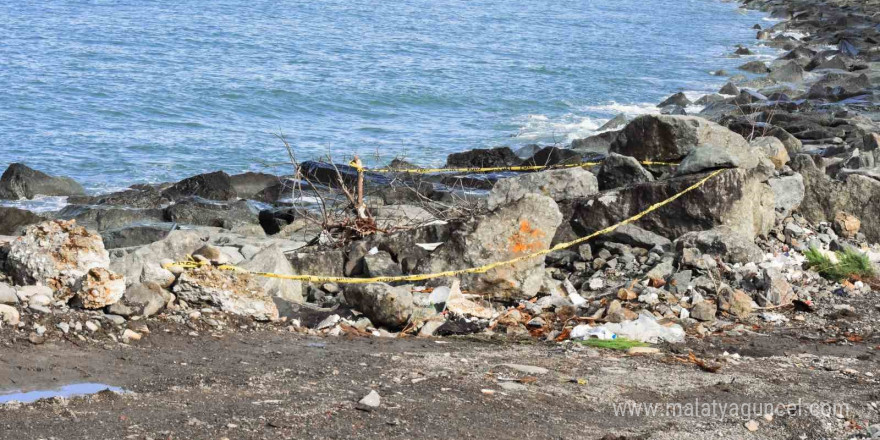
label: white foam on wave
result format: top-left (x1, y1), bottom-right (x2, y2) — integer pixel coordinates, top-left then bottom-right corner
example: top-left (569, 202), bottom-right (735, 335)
top-left (0, 196), bottom-right (69, 213)
top-left (513, 113), bottom-right (605, 144)
top-left (584, 101), bottom-right (659, 117)
top-left (780, 30), bottom-right (806, 40)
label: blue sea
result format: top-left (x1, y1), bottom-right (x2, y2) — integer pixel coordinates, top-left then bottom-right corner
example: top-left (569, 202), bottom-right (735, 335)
top-left (0, 0), bottom-right (773, 194)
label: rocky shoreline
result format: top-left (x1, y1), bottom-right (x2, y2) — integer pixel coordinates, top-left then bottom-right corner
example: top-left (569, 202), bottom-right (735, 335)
top-left (2, 0), bottom-right (880, 437)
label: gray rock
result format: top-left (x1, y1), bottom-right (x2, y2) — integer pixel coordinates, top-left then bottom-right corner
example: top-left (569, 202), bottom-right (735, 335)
top-left (675, 144), bottom-right (759, 176)
top-left (674, 226), bottom-right (763, 264)
top-left (110, 282), bottom-right (172, 317)
top-left (241, 244), bottom-right (304, 303)
top-left (0, 207), bottom-right (44, 235)
top-left (767, 174), bottom-right (805, 218)
top-left (764, 126), bottom-right (802, 154)
top-left (751, 136), bottom-right (789, 170)
top-left (110, 229), bottom-right (208, 286)
top-left (791, 154), bottom-right (880, 242)
top-left (363, 250), bottom-right (402, 278)
top-left (570, 130), bottom-right (618, 154)
top-left (738, 60), bottom-right (769, 73)
top-left (644, 256), bottom-right (674, 281)
top-left (520, 147), bottom-right (582, 167)
top-left (343, 283), bottom-right (413, 330)
top-left (357, 390), bottom-right (381, 409)
top-left (611, 115), bottom-right (755, 165)
top-left (55, 205), bottom-right (166, 232)
top-left (487, 167), bottom-right (598, 210)
top-left (768, 60), bottom-right (804, 83)
top-left (173, 266), bottom-right (278, 321)
top-left (694, 94), bottom-right (726, 105)
top-left (690, 301), bottom-right (717, 322)
top-left (598, 114), bottom-right (628, 131)
top-left (164, 198), bottom-right (258, 229)
top-left (597, 153), bottom-right (654, 190)
top-left (658, 92), bottom-right (692, 108)
top-left (719, 83), bottom-right (739, 95)
top-left (500, 363), bottom-right (549, 375)
top-left (730, 89), bottom-right (768, 105)
top-left (422, 194), bottom-right (562, 300)
top-left (101, 223), bottom-right (174, 249)
top-left (603, 224), bottom-right (671, 250)
top-left (288, 249), bottom-right (346, 278)
top-left (161, 171), bottom-right (237, 201)
top-left (0, 163), bottom-right (85, 200)
top-left (557, 168), bottom-right (775, 240)
top-left (660, 105), bottom-right (687, 115)
top-left (6, 220), bottom-right (117, 302)
top-left (760, 268), bottom-right (795, 307)
top-left (806, 72), bottom-right (870, 101)
top-left (229, 172), bottom-right (278, 199)
top-left (445, 147), bottom-right (520, 168)
top-left (0, 283), bottom-right (18, 304)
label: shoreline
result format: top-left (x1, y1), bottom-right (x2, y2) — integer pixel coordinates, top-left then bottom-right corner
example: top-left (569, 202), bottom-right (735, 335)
top-left (1, 0), bottom-right (880, 438)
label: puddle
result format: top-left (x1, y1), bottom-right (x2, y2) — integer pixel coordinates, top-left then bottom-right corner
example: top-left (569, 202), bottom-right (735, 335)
top-left (0, 383), bottom-right (125, 404)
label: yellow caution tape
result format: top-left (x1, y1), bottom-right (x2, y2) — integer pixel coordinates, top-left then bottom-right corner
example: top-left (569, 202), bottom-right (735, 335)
top-left (354, 160), bottom-right (678, 175)
top-left (164, 169), bottom-right (725, 284)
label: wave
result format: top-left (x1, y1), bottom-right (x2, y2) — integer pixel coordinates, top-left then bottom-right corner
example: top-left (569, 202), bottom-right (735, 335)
top-left (583, 101), bottom-right (659, 117)
top-left (0, 195), bottom-right (69, 213)
top-left (512, 113), bottom-right (605, 144)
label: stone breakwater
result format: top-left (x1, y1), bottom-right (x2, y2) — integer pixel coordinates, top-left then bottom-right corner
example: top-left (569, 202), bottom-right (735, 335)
top-left (0, 0), bottom-right (879, 387)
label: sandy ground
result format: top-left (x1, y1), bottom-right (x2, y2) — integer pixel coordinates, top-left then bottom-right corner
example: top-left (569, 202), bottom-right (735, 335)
top-left (0, 326), bottom-right (877, 440)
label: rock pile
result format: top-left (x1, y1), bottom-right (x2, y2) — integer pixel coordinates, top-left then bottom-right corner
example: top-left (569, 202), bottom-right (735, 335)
top-left (0, 0), bottom-right (878, 365)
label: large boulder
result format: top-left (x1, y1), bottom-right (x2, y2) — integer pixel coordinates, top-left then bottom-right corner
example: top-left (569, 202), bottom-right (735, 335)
top-left (570, 130), bottom-right (618, 154)
top-left (738, 60), bottom-right (770, 73)
top-left (657, 92), bottom-right (692, 108)
top-left (110, 229), bottom-right (208, 287)
top-left (240, 244), bottom-right (303, 303)
top-left (5, 220), bottom-right (122, 303)
top-left (768, 174), bottom-right (805, 218)
top-left (229, 172), bottom-right (279, 199)
top-left (172, 266), bottom-right (278, 321)
top-left (520, 147), bottom-right (583, 167)
top-left (75, 267), bottom-right (125, 309)
top-left (109, 282), bottom-right (173, 317)
top-left (161, 171), bottom-right (237, 201)
top-left (674, 226), bottom-right (763, 264)
top-left (674, 144), bottom-right (760, 176)
top-left (610, 115), bottom-right (757, 167)
top-left (597, 153), bottom-right (654, 190)
top-left (343, 283), bottom-right (413, 330)
top-left (768, 60), bottom-right (805, 83)
top-left (101, 224), bottom-right (175, 249)
top-left (791, 155), bottom-right (880, 242)
top-left (164, 198), bottom-right (258, 228)
top-left (806, 73), bottom-right (870, 101)
top-left (557, 168), bottom-right (775, 241)
top-left (0, 207), bottom-right (44, 235)
top-left (421, 194), bottom-right (563, 301)
top-left (487, 167), bottom-right (598, 210)
top-left (445, 147), bottom-right (520, 168)
top-left (56, 205), bottom-right (166, 231)
top-left (751, 136), bottom-right (789, 169)
top-left (0, 163), bottom-right (85, 200)
top-left (67, 187), bottom-right (170, 209)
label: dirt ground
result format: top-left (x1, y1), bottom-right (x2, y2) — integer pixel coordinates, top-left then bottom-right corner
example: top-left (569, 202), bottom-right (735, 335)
top-left (1, 325), bottom-right (878, 440)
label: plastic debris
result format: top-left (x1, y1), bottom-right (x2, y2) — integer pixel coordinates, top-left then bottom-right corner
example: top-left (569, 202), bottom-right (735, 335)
top-left (428, 286), bottom-right (451, 305)
top-left (416, 242), bottom-right (443, 251)
top-left (603, 315), bottom-right (685, 343)
top-left (570, 324), bottom-right (617, 340)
